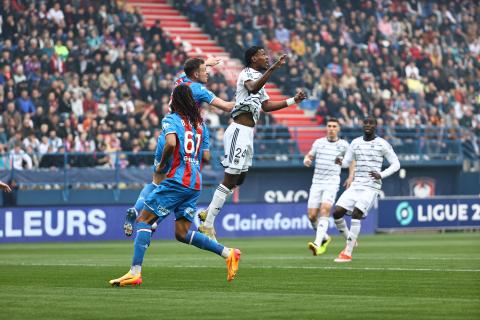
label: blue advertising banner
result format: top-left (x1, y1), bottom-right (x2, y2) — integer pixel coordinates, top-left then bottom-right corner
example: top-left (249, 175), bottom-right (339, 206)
top-left (377, 197), bottom-right (480, 230)
top-left (0, 203), bottom-right (377, 243)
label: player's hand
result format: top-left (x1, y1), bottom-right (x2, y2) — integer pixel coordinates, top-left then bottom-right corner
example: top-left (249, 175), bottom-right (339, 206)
top-left (303, 155), bottom-right (313, 167)
top-left (271, 54), bottom-right (287, 70)
top-left (335, 157), bottom-right (343, 166)
top-left (343, 176), bottom-right (354, 189)
top-left (0, 181), bottom-right (12, 193)
top-left (205, 56), bottom-right (222, 67)
top-left (369, 171), bottom-right (382, 180)
top-left (294, 90), bottom-right (307, 103)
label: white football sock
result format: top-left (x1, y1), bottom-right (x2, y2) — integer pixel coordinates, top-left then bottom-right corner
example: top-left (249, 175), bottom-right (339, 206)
top-left (314, 216), bottom-right (329, 246)
top-left (345, 219), bottom-right (361, 256)
top-left (334, 218), bottom-right (350, 240)
top-left (204, 184), bottom-right (231, 228)
top-left (221, 247), bottom-right (231, 259)
top-left (130, 265), bottom-right (142, 276)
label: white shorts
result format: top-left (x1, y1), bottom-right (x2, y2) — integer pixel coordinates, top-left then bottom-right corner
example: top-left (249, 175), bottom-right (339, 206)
top-left (221, 122), bottom-right (254, 174)
top-left (336, 187), bottom-right (379, 217)
top-left (307, 184), bottom-right (338, 208)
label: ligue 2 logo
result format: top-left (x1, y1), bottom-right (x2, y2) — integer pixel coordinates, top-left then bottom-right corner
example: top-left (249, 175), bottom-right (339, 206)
top-left (396, 201), bottom-right (414, 226)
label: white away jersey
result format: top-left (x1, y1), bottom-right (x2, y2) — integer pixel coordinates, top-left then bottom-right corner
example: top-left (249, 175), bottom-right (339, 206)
top-left (344, 136), bottom-right (400, 191)
top-left (231, 67), bottom-right (270, 124)
top-left (310, 137), bottom-right (349, 187)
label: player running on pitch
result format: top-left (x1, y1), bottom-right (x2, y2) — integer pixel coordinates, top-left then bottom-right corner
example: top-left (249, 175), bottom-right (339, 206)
top-left (123, 57), bottom-right (235, 237)
top-left (333, 116), bottom-right (400, 262)
top-left (109, 85), bottom-right (241, 286)
top-left (304, 118), bottom-right (355, 256)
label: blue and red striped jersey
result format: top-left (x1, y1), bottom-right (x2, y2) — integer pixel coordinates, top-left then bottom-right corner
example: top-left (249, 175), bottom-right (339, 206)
top-left (162, 113), bottom-right (209, 190)
top-left (155, 74), bottom-right (214, 173)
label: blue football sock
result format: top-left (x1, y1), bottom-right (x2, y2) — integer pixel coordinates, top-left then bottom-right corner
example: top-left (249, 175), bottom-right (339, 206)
top-left (132, 222), bottom-right (152, 266)
top-left (184, 230), bottom-right (224, 256)
top-left (134, 183), bottom-right (157, 213)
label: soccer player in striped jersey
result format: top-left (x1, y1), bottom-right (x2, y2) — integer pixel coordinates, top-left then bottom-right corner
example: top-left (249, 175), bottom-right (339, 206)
top-left (110, 85), bottom-right (241, 286)
top-left (198, 46), bottom-right (306, 240)
top-left (333, 116), bottom-right (400, 262)
top-left (123, 57), bottom-right (234, 237)
top-left (304, 118), bottom-right (355, 256)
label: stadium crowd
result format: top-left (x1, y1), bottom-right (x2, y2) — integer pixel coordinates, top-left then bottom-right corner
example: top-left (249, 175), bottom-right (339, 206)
top-left (0, 0), bottom-right (479, 171)
top-left (0, 0), bottom-right (237, 170)
top-left (177, 0), bottom-right (479, 159)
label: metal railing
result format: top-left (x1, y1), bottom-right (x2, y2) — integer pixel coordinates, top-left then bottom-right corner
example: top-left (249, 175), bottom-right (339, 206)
top-left (0, 125), bottom-right (470, 191)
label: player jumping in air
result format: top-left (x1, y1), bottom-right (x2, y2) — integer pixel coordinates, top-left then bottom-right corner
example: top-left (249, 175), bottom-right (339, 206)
top-left (123, 57), bottom-right (235, 237)
top-left (198, 46), bottom-right (306, 240)
top-left (333, 116), bottom-right (400, 262)
top-left (304, 118), bottom-right (355, 256)
top-left (109, 85), bottom-right (241, 286)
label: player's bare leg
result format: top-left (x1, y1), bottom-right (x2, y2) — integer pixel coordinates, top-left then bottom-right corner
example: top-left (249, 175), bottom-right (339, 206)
top-left (110, 210), bottom-right (157, 286)
top-left (124, 172), bottom-right (164, 236)
top-left (308, 203), bottom-right (333, 255)
top-left (333, 206), bottom-right (350, 240)
top-left (176, 217), bottom-right (241, 281)
top-left (307, 207), bottom-right (319, 230)
top-left (334, 207), bottom-right (363, 262)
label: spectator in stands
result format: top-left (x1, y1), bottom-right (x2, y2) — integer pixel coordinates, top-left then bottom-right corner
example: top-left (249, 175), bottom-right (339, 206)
top-left (10, 142), bottom-right (33, 170)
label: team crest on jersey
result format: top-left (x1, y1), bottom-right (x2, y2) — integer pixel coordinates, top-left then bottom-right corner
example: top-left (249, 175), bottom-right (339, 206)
top-left (157, 206), bottom-right (170, 216)
top-left (185, 207), bottom-right (195, 217)
top-left (234, 157), bottom-right (240, 165)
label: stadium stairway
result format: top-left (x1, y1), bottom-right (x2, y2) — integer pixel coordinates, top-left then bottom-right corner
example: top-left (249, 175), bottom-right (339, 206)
top-left (128, 0), bottom-right (323, 153)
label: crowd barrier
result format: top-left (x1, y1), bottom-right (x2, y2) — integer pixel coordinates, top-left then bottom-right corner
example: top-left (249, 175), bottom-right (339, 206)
top-left (377, 196), bottom-right (480, 230)
top-left (0, 202), bottom-right (377, 243)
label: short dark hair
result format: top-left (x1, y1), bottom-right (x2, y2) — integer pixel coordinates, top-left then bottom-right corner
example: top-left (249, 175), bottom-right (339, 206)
top-left (184, 58), bottom-right (205, 77)
top-left (326, 117), bottom-right (340, 124)
top-left (363, 115), bottom-right (377, 124)
top-left (245, 46), bottom-right (263, 67)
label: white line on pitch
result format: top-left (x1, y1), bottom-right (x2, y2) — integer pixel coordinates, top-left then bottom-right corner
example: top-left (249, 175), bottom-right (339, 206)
top-left (2, 262), bottom-right (479, 272)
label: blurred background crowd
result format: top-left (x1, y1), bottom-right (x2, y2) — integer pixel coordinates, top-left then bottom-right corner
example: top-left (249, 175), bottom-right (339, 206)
top-left (0, 0), bottom-right (479, 171)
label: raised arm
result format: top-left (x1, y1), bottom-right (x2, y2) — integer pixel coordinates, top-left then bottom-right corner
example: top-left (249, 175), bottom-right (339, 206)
top-left (244, 54), bottom-right (287, 94)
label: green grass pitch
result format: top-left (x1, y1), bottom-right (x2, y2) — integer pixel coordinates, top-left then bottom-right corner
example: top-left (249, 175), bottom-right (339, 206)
top-left (1, 233), bottom-right (479, 320)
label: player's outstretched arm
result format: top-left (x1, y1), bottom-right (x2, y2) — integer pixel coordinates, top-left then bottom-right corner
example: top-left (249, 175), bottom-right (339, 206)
top-left (245, 54), bottom-right (287, 94)
top-left (262, 90), bottom-right (307, 112)
top-left (205, 56), bottom-right (222, 67)
top-left (210, 97), bottom-right (235, 112)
